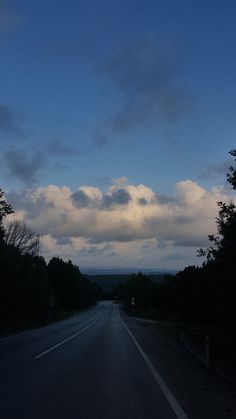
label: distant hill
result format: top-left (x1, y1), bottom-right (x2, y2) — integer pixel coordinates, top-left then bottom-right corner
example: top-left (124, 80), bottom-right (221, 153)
top-left (81, 267), bottom-right (177, 276)
top-left (86, 273), bottom-right (165, 293)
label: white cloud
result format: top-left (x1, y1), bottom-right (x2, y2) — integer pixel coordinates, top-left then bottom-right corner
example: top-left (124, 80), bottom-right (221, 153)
top-left (113, 176), bottom-right (128, 186)
top-left (6, 179), bottom-right (235, 269)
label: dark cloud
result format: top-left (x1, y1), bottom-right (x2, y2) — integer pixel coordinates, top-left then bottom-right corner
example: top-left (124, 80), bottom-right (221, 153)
top-left (173, 215), bottom-right (193, 224)
top-left (156, 194), bottom-right (176, 204)
top-left (79, 243), bottom-right (117, 257)
top-left (102, 243), bottom-right (117, 256)
top-left (138, 197), bottom-right (148, 206)
top-left (97, 38), bottom-right (192, 142)
top-left (142, 240), bottom-right (156, 249)
top-left (47, 139), bottom-right (79, 156)
top-left (6, 188), bottom-right (54, 221)
top-left (72, 187), bottom-right (132, 210)
top-left (56, 237), bottom-right (72, 245)
top-left (92, 128), bottom-right (109, 147)
top-left (0, 103), bottom-right (23, 136)
top-left (0, 1), bottom-right (23, 33)
top-left (156, 240), bottom-right (170, 250)
top-left (173, 237), bottom-right (208, 247)
top-left (79, 245), bottom-right (98, 255)
top-left (198, 160), bottom-right (230, 180)
top-left (101, 188), bottom-right (131, 208)
top-left (3, 149), bottom-right (46, 184)
top-left (72, 190), bottom-right (91, 208)
top-left (163, 252), bottom-right (191, 262)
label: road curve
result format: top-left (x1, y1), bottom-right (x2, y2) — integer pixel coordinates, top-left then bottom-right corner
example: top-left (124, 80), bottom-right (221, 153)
top-left (0, 302), bottom-right (235, 418)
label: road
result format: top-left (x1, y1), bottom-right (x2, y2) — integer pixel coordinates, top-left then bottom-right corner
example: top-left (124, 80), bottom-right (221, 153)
top-left (0, 301), bottom-right (236, 418)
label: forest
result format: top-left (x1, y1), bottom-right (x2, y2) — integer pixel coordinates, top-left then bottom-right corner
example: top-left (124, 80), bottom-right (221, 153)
top-left (1, 150), bottom-right (236, 334)
top-left (114, 151), bottom-right (236, 326)
top-left (0, 201), bottom-right (102, 333)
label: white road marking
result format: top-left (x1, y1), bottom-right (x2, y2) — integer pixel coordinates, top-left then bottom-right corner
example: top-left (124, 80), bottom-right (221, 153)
top-left (121, 319), bottom-right (190, 419)
top-left (0, 309), bottom-right (98, 342)
top-left (35, 313), bottom-right (103, 359)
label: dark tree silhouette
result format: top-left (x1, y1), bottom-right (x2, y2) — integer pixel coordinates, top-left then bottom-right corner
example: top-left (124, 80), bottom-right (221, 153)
top-left (227, 149), bottom-right (236, 189)
top-left (198, 150), bottom-right (236, 273)
top-left (0, 189), bottom-right (14, 241)
top-left (5, 220), bottom-right (40, 256)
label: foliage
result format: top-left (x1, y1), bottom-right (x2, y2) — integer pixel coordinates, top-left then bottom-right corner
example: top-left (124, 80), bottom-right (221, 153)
top-left (227, 149), bottom-right (236, 189)
top-left (114, 272), bottom-right (157, 311)
top-left (0, 190), bottom-right (101, 333)
top-left (0, 189), bottom-right (14, 241)
top-left (47, 257), bottom-right (96, 311)
top-left (0, 242), bottom-right (51, 324)
top-left (116, 151), bottom-right (236, 325)
top-left (5, 220), bottom-right (40, 256)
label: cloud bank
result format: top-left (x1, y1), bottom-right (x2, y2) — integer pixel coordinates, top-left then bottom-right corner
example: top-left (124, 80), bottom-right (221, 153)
top-left (0, 102), bottom-right (23, 137)
top-left (6, 178), bottom-right (233, 268)
top-left (95, 39), bottom-right (192, 144)
top-left (3, 149), bottom-right (46, 184)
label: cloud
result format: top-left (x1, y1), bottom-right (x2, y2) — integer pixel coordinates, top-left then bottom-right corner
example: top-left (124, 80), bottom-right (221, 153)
top-left (56, 237), bottom-right (72, 246)
top-left (101, 188), bottom-right (131, 208)
top-left (72, 186), bottom-right (102, 209)
top-left (72, 190), bottom-right (92, 208)
top-left (8, 180), bottom-right (233, 247)
top-left (0, 102), bottom-right (23, 137)
top-left (138, 197), bottom-right (148, 206)
top-left (72, 186), bottom-right (131, 209)
top-left (47, 139), bottom-right (79, 156)
top-left (198, 160), bottom-right (231, 181)
top-left (3, 148), bottom-right (46, 184)
top-left (0, 1), bottom-right (23, 33)
top-left (78, 243), bottom-right (117, 258)
top-left (95, 38), bottom-right (192, 143)
top-left (113, 176), bottom-right (128, 186)
top-left (7, 179), bottom-right (235, 268)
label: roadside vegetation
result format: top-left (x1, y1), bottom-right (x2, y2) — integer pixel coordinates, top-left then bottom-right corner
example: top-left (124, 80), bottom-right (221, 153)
top-left (0, 192), bottom-right (102, 334)
top-left (1, 149), bottom-right (236, 357)
top-left (114, 151), bottom-right (236, 365)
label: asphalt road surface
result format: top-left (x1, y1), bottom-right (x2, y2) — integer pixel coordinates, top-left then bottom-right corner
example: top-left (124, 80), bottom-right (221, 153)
top-left (0, 301), bottom-right (236, 419)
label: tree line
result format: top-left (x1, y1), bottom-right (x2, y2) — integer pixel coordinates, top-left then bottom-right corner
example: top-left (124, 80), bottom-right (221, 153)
top-left (0, 195), bottom-right (102, 333)
top-left (1, 150), bottom-right (236, 331)
top-left (114, 151), bottom-right (236, 325)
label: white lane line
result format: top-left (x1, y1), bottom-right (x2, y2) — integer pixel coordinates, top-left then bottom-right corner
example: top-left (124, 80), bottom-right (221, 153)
top-left (0, 308), bottom-right (99, 342)
top-left (121, 319), bottom-right (190, 419)
top-left (35, 313), bottom-right (103, 359)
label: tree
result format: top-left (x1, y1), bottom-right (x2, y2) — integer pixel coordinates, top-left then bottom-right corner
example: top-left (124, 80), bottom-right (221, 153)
top-left (0, 189), bottom-right (14, 241)
top-left (227, 149), bottom-right (236, 189)
top-left (114, 272), bottom-right (157, 310)
top-left (198, 150), bottom-right (236, 271)
top-left (47, 257), bottom-right (87, 311)
top-left (195, 150), bottom-right (236, 323)
top-left (5, 220), bottom-right (40, 256)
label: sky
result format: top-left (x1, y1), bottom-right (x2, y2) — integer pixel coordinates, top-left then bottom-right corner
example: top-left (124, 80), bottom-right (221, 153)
top-left (1, 0), bottom-right (236, 272)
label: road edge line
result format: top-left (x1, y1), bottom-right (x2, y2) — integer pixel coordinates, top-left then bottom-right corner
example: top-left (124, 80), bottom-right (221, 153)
top-left (35, 313), bottom-right (103, 359)
top-left (0, 306), bottom-right (97, 341)
top-left (121, 319), bottom-right (189, 419)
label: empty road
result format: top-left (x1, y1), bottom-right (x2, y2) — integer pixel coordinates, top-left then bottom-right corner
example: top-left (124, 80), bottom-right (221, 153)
top-left (0, 302), bottom-right (235, 418)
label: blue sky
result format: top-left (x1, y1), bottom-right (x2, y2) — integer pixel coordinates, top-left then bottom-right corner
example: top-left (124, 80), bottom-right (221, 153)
top-left (1, 0), bottom-right (236, 271)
